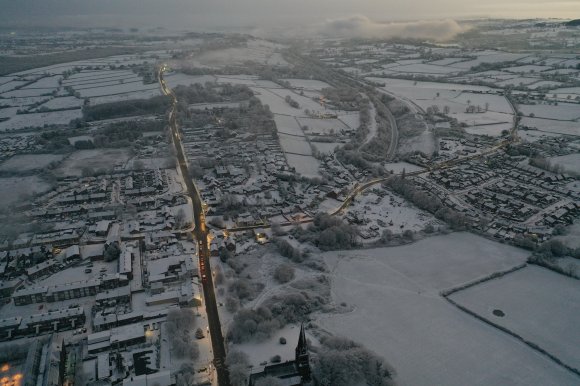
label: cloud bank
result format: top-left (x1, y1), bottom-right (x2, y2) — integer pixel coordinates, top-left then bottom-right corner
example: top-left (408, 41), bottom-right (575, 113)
top-left (320, 16), bottom-right (467, 41)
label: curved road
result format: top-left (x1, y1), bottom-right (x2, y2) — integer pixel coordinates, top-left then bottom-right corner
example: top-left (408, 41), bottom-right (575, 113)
top-left (158, 66), bottom-right (230, 386)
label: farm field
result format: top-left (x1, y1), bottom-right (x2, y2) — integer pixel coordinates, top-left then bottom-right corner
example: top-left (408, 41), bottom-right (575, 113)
top-left (0, 176), bottom-right (51, 207)
top-left (316, 233), bottom-right (578, 386)
top-left (549, 153), bottom-right (580, 174)
top-left (0, 109), bottom-right (82, 131)
top-left (449, 266), bottom-right (580, 372)
top-left (518, 102), bottom-right (580, 121)
top-left (55, 149), bottom-right (131, 177)
top-left (0, 153), bottom-right (65, 172)
top-left (520, 117), bottom-right (580, 136)
top-left (285, 153), bottom-right (321, 178)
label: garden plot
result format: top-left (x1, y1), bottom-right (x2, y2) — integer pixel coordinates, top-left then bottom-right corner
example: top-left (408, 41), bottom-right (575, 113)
top-left (549, 153), bottom-right (580, 174)
top-left (0, 154), bottom-right (64, 172)
top-left (55, 149), bottom-right (131, 177)
top-left (0, 109), bottom-right (82, 131)
top-left (449, 266), bottom-right (580, 371)
top-left (519, 102), bottom-right (580, 120)
top-left (0, 176), bottom-right (51, 207)
top-left (314, 233), bottom-right (579, 386)
top-left (297, 117), bottom-right (349, 135)
top-left (520, 117), bottom-right (580, 136)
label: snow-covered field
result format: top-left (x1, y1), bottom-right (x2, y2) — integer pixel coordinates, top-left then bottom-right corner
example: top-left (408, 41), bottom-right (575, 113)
top-left (40, 96), bottom-right (83, 110)
top-left (235, 324), bottom-right (318, 368)
top-left (76, 81), bottom-right (158, 98)
top-left (278, 134), bottom-right (311, 155)
top-left (0, 153), bottom-right (65, 172)
top-left (549, 153), bottom-right (580, 174)
top-left (0, 176), bottom-right (51, 207)
top-left (521, 117), bottom-right (580, 136)
top-left (519, 102), bottom-right (580, 121)
top-left (55, 149), bottom-right (131, 176)
top-left (88, 89), bottom-right (161, 105)
top-left (449, 266), bottom-right (580, 372)
top-left (285, 153), bottom-right (321, 178)
top-left (282, 79), bottom-right (332, 91)
top-left (337, 112), bottom-right (360, 131)
top-left (310, 142), bottom-right (342, 155)
top-left (298, 117), bottom-right (348, 135)
top-left (313, 233), bottom-right (579, 386)
top-left (0, 109), bottom-right (82, 131)
top-left (189, 39), bottom-right (288, 68)
top-left (164, 73), bottom-right (216, 88)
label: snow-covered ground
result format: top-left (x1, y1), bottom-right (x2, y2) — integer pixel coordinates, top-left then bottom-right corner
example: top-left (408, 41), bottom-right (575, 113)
top-left (0, 153), bottom-right (65, 172)
top-left (0, 109), bottom-right (82, 131)
top-left (0, 176), bottom-right (51, 207)
top-left (235, 324), bottom-right (319, 369)
top-left (521, 117), bottom-right (580, 136)
top-left (449, 266), bottom-right (580, 372)
top-left (518, 102), bottom-right (580, 121)
top-left (549, 153), bottom-right (580, 174)
top-left (40, 96), bottom-right (83, 110)
top-left (312, 233), bottom-right (577, 386)
top-left (55, 149), bottom-right (131, 177)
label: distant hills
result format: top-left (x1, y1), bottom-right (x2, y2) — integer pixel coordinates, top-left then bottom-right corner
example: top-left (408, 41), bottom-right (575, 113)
top-left (565, 19), bottom-right (580, 27)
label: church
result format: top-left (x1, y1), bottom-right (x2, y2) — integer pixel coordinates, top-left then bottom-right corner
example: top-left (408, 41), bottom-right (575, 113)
top-left (248, 324), bottom-right (312, 386)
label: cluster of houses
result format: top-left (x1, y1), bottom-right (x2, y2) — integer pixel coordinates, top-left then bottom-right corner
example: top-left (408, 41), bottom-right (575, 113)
top-left (0, 135), bottom-right (41, 162)
top-left (419, 154), bottom-right (580, 241)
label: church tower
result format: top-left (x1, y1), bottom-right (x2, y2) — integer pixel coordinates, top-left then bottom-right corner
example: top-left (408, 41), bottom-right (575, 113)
top-left (295, 323), bottom-right (311, 381)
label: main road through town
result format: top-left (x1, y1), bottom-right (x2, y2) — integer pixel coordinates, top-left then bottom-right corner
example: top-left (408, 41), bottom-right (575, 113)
top-left (158, 66), bottom-right (231, 386)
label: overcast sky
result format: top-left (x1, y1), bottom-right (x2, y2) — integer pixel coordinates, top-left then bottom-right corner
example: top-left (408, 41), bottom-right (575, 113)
top-left (0, 0), bottom-right (578, 30)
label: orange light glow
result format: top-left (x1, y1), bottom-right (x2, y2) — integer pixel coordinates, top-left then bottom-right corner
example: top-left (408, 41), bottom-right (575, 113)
top-left (0, 365), bottom-right (8, 372)
top-left (13, 374), bottom-right (23, 380)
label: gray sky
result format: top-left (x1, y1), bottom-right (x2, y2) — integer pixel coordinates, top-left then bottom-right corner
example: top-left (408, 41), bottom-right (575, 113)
top-left (0, 0), bottom-right (578, 30)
